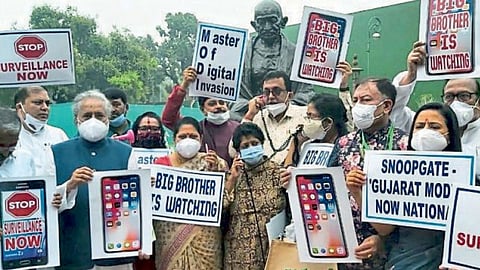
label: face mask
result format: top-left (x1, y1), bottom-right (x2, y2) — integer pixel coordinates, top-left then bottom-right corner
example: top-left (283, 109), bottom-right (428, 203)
top-left (206, 111), bottom-right (230, 125)
top-left (135, 133), bottom-right (164, 149)
top-left (110, 114), bottom-right (126, 127)
top-left (266, 102), bottom-right (287, 117)
top-left (18, 103), bottom-right (46, 133)
top-left (302, 118), bottom-right (330, 140)
top-left (352, 102), bottom-right (383, 130)
top-left (411, 129), bottom-right (448, 151)
top-left (78, 118), bottom-right (109, 142)
top-left (176, 138), bottom-right (201, 159)
top-left (450, 100), bottom-right (475, 127)
top-left (240, 145), bottom-right (264, 165)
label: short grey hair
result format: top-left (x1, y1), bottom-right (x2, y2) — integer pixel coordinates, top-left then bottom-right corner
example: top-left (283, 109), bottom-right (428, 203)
top-left (0, 107), bottom-right (20, 134)
top-left (73, 90), bottom-right (112, 118)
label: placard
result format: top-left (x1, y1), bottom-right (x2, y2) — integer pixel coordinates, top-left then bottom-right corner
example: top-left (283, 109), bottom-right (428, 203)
top-left (418, 0), bottom-right (480, 80)
top-left (291, 7), bottom-right (353, 89)
top-left (442, 185), bottom-right (480, 269)
top-left (298, 143), bottom-right (334, 168)
top-left (0, 29), bottom-right (75, 88)
top-left (287, 167), bottom-right (360, 263)
top-left (132, 148), bottom-right (170, 169)
top-left (88, 169), bottom-right (153, 259)
top-left (150, 164), bottom-right (224, 226)
top-left (190, 22), bottom-right (247, 102)
top-left (362, 150), bottom-right (475, 230)
top-left (0, 176), bottom-right (59, 270)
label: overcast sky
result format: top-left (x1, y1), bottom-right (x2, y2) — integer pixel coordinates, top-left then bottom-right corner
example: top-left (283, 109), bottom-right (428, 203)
top-left (0, 0), bottom-right (414, 39)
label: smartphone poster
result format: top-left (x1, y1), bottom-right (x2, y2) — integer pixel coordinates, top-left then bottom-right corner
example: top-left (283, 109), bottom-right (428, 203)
top-left (291, 7), bottom-right (353, 89)
top-left (418, 0), bottom-right (480, 80)
top-left (287, 167), bottom-right (360, 263)
top-left (88, 169), bottom-right (152, 260)
top-left (442, 185), bottom-right (480, 269)
top-left (362, 150), bottom-right (475, 231)
top-left (0, 176), bottom-right (59, 270)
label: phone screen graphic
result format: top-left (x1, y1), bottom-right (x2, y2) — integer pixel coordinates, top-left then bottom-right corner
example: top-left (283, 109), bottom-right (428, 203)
top-left (426, 0), bottom-right (474, 75)
top-left (298, 12), bottom-right (347, 83)
top-left (101, 175), bottom-right (142, 253)
top-left (296, 174), bottom-right (348, 258)
top-left (0, 180), bottom-right (48, 269)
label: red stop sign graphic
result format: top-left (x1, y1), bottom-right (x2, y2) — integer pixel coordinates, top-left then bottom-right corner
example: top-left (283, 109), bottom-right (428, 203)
top-left (6, 191), bottom-right (39, 218)
top-left (14, 35), bottom-right (47, 59)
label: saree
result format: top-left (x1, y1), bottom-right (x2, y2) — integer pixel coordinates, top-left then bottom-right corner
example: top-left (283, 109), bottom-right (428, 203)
top-left (154, 153), bottom-right (226, 270)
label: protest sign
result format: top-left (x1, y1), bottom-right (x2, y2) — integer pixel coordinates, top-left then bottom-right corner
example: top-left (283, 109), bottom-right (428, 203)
top-left (0, 29), bottom-right (75, 88)
top-left (287, 167), bottom-right (360, 263)
top-left (190, 22), bottom-right (247, 102)
top-left (89, 169), bottom-right (153, 259)
top-left (291, 7), bottom-right (353, 89)
top-left (150, 164), bottom-right (224, 226)
top-left (0, 176), bottom-right (59, 270)
top-left (132, 148), bottom-right (170, 169)
top-left (298, 143), bottom-right (334, 168)
top-left (362, 150), bottom-right (475, 230)
top-left (418, 0), bottom-right (480, 80)
top-left (442, 185), bottom-right (480, 269)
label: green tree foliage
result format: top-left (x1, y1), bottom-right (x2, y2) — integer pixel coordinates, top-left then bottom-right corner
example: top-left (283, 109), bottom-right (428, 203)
top-left (156, 12), bottom-right (198, 88)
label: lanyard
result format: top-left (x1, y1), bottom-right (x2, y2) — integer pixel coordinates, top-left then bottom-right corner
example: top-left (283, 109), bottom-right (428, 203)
top-left (360, 125), bottom-right (394, 158)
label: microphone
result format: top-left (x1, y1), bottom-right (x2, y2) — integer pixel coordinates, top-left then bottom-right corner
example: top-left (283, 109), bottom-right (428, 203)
top-left (112, 130), bottom-right (135, 144)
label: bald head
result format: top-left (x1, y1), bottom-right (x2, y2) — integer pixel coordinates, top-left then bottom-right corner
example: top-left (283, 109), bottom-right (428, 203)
top-left (254, 0), bottom-right (283, 18)
top-left (251, 0), bottom-right (288, 44)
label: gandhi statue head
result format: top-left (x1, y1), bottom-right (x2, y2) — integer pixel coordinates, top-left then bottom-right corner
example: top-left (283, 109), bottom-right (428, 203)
top-left (251, 0), bottom-right (288, 44)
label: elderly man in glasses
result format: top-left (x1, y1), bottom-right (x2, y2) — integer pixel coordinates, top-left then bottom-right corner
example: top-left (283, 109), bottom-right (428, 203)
top-left (161, 66), bottom-right (240, 166)
top-left (391, 41), bottom-right (480, 184)
top-left (242, 70), bottom-right (306, 164)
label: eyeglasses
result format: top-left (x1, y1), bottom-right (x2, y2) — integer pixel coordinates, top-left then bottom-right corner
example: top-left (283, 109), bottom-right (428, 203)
top-left (441, 92), bottom-right (477, 103)
top-left (206, 100), bottom-right (227, 107)
top-left (138, 126), bottom-right (161, 132)
top-left (263, 87), bottom-right (287, 97)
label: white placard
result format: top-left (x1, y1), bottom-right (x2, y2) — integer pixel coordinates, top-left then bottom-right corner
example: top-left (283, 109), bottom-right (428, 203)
top-left (190, 22), bottom-right (248, 102)
top-left (288, 167), bottom-right (360, 263)
top-left (291, 7), bottom-right (353, 89)
top-left (298, 143), bottom-right (334, 168)
top-left (417, 0), bottom-right (480, 80)
top-left (0, 29), bottom-right (75, 88)
top-left (442, 185), bottom-right (480, 269)
top-left (0, 176), bottom-right (59, 270)
top-left (132, 148), bottom-right (170, 169)
top-left (362, 150), bottom-right (475, 230)
top-left (150, 164), bottom-right (225, 227)
top-left (89, 170), bottom-right (153, 259)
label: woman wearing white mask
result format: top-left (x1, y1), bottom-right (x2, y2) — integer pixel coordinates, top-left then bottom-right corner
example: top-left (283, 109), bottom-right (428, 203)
top-left (223, 122), bottom-right (286, 270)
top-left (153, 116), bottom-right (228, 270)
top-left (347, 102), bottom-right (462, 270)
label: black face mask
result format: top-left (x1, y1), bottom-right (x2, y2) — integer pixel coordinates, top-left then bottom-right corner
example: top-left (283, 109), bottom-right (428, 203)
top-left (133, 133), bottom-right (165, 149)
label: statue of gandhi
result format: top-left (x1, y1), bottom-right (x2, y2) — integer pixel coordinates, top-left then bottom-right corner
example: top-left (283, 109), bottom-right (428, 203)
top-left (230, 0), bottom-right (314, 120)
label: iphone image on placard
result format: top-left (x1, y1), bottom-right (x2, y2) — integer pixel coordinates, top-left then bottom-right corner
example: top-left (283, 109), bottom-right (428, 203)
top-left (0, 180), bottom-right (48, 269)
top-left (296, 174), bottom-right (348, 258)
top-left (101, 174), bottom-right (142, 253)
top-left (298, 12), bottom-right (347, 83)
top-left (426, 0), bottom-right (474, 75)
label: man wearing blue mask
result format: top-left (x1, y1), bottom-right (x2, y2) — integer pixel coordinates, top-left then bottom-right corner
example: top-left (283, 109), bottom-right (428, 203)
top-left (103, 87), bottom-right (131, 138)
top-left (162, 66), bottom-right (240, 166)
top-left (391, 41), bottom-right (480, 184)
top-left (14, 86), bottom-right (68, 176)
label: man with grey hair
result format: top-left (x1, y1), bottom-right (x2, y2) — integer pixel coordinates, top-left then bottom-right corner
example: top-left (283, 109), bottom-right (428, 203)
top-left (14, 85), bottom-right (68, 175)
top-left (0, 106), bottom-right (36, 177)
top-left (51, 90), bottom-right (142, 270)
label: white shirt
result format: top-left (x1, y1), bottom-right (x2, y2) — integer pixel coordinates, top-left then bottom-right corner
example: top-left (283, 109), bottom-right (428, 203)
top-left (17, 124), bottom-right (68, 176)
top-left (391, 71), bottom-right (480, 179)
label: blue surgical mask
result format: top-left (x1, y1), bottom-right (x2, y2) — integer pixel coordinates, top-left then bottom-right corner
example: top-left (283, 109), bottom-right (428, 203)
top-left (110, 114), bottom-right (126, 127)
top-left (240, 145), bottom-right (264, 165)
